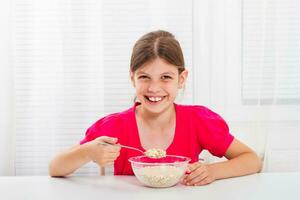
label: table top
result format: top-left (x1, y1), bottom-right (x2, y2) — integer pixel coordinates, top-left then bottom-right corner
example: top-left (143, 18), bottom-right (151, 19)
top-left (0, 172), bottom-right (299, 200)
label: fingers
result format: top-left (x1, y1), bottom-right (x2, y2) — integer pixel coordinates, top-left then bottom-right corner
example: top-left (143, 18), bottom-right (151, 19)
top-left (97, 147), bottom-right (120, 162)
top-left (186, 162), bottom-right (200, 173)
top-left (183, 162), bottom-right (213, 186)
top-left (97, 136), bottom-right (118, 145)
top-left (93, 151), bottom-right (120, 166)
top-left (187, 171), bottom-right (208, 186)
top-left (104, 151), bottom-right (120, 159)
top-left (186, 163), bottom-right (205, 179)
top-left (184, 163), bottom-right (205, 184)
top-left (95, 136), bottom-right (121, 152)
top-left (101, 144), bottom-right (121, 153)
top-left (87, 136), bottom-right (121, 166)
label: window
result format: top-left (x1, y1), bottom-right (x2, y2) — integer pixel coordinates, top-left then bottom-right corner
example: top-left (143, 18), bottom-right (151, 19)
top-left (242, 0), bottom-right (300, 105)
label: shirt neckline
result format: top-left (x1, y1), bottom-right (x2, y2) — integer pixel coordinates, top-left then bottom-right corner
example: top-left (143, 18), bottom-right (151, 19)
top-left (131, 102), bottom-right (178, 152)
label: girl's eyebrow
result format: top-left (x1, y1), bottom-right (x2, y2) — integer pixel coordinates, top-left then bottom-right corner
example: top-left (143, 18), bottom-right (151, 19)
top-left (136, 71), bottom-right (148, 75)
top-left (161, 72), bottom-right (176, 76)
top-left (136, 71), bottom-right (176, 75)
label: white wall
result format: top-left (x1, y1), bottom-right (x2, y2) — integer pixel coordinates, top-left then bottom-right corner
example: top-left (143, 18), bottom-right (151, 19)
top-left (0, 0), bottom-right (14, 175)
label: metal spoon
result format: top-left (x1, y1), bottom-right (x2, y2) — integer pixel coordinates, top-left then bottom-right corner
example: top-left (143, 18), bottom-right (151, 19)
top-left (98, 141), bottom-right (167, 158)
top-left (98, 141), bottom-right (144, 154)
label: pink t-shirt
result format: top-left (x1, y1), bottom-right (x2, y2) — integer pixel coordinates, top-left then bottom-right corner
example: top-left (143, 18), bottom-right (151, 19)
top-left (80, 103), bottom-right (234, 175)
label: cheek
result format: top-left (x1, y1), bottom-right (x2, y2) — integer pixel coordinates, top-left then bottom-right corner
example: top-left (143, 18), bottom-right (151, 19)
top-left (161, 86), bottom-right (178, 98)
top-left (165, 83), bottom-right (179, 92)
top-left (135, 84), bottom-right (146, 94)
top-left (170, 88), bottom-right (179, 97)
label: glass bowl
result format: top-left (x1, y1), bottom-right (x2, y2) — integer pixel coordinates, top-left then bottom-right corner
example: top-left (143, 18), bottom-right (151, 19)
top-left (128, 155), bottom-right (191, 188)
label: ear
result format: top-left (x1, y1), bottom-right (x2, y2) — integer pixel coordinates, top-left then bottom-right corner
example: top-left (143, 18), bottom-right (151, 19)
top-left (130, 71), bottom-right (136, 87)
top-left (178, 69), bottom-right (188, 89)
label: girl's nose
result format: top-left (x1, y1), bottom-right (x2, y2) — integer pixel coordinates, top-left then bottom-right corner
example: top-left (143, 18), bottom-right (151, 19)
top-left (147, 82), bottom-right (161, 93)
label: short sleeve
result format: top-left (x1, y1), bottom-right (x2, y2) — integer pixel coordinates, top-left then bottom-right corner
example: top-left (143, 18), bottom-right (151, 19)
top-left (193, 106), bottom-right (234, 157)
top-left (80, 114), bottom-right (121, 145)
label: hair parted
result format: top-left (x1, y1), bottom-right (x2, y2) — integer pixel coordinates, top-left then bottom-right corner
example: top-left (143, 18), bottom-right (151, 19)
top-left (130, 30), bottom-right (185, 74)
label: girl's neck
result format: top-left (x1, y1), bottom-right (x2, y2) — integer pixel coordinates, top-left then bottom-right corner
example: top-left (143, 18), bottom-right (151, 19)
top-left (136, 104), bottom-right (176, 130)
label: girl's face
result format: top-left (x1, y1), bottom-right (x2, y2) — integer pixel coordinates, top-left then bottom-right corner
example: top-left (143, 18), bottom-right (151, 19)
top-left (131, 58), bottom-right (188, 115)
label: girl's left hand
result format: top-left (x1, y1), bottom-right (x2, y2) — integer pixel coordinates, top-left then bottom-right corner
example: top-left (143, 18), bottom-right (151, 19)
top-left (181, 162), bottom-right (215, 186)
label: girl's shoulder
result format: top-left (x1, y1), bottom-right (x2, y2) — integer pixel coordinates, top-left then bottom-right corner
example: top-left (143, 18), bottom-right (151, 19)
top-left (175, 104), bottom-right (229, 134)
top-left (81, 106), bottom-right (135, 143)
top-left (92, 106), bottom-right (134, 129)
top-left (175, 104), bottom-right (222, 120)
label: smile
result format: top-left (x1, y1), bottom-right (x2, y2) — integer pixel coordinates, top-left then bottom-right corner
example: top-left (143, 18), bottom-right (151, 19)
top-left (145, 96), bottom-right (165, 103)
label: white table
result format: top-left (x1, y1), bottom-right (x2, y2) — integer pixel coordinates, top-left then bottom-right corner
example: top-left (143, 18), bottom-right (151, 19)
top-left (0, 173), bottom-right (299, 200)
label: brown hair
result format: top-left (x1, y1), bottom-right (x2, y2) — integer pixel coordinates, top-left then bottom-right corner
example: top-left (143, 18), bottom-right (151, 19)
top-left (130, 30), bottom-right (185, 74)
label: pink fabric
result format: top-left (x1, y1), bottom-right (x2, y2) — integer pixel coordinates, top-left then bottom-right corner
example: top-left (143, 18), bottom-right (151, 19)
top-left (80, 103), bottom-right (234, 175)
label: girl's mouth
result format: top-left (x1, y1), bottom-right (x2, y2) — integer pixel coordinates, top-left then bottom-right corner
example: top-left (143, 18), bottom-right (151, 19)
top-left (144, 96), bottom-right (166, 103)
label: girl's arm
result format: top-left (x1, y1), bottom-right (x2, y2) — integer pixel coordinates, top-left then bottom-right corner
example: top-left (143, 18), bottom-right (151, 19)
top-left (183, 139), bottom-right (262, 186)
top-left (208, 138), bottom-right (262, 180)
top-left (48, 136), bottom-right (120, 177)
top-left (49, 144), bottom-right (91, 177)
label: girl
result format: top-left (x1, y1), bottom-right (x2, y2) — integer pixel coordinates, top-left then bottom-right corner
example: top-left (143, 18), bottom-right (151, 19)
top-left (49, 30), bottom-right (262, 186)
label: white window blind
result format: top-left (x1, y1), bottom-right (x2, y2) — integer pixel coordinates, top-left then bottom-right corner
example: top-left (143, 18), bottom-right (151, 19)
top-left (12, 0), bottom-right (193, 175)
top-left (242, 0), bottom-right (300, 104)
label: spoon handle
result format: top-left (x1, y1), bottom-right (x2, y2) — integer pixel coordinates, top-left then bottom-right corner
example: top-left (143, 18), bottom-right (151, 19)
top-left (119, 144), bottom-right (144, 154)
top-left (98, 141), bottom-right (144, 154)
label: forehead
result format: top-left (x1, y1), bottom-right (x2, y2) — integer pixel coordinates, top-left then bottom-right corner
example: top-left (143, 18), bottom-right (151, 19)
top-left (136, 58), bottom-right (178, 75)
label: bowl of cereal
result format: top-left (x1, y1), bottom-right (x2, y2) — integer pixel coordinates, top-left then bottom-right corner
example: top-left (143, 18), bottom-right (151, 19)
top-left (128, 155), bottom-right (191, 188)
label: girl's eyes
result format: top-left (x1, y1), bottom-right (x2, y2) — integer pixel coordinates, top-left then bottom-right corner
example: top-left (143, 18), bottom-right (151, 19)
top-left (161, 75), bottom-right (172, 80)
top-left (137, 75), bottom-right (173, 80)
top-left (138, 75), bottom-right (149, 79)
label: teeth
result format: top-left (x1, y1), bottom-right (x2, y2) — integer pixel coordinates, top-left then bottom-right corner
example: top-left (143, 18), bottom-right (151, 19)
top-left (149, 97), bottom-right (162, 102)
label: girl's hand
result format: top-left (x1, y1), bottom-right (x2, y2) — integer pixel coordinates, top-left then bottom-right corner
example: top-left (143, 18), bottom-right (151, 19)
top-left (84, 136), bottom-right (121, 167)
top-left (182, 161), bottom-right (216, 186)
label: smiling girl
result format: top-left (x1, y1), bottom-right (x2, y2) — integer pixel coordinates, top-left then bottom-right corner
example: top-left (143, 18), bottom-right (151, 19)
top-left (49, 30), bottom-right (262, 186)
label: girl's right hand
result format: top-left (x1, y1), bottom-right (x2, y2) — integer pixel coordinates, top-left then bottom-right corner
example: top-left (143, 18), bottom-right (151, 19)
top-left (84, 136), bottom-right (121, 167)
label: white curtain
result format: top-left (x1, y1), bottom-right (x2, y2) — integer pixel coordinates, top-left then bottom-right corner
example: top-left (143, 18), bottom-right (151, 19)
top-left (12, 0), bottom-right (106, 175)
top-left (0, 0), bottom-right (14, 176)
